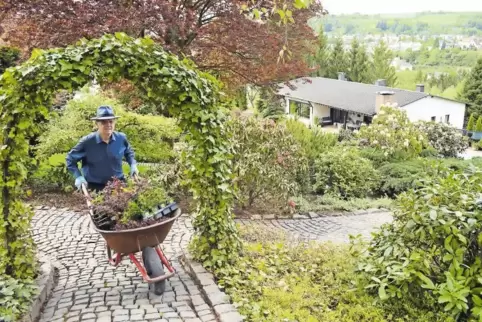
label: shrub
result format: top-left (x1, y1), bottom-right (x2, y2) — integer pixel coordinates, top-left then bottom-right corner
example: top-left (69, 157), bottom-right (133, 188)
top-left (215, 228), bottom-right (452, 322)
top-left (284, 119), bottom-right (338, 192)
top-left (473, 140), bottom-right (482, 151)
top-left (358, 147), bottom-right (391, 164)
top-left (36, 91), bottom-right (181, 163)
top-left (284, 119), bottom-right (338, 160)
top-left (313, 147), bottom-right (379, 199)
top-left (141, 145), bottom-right (187, 200)
top-left (467, 114), bottom-right (476, 131)
top-left (420, 146), bottom-right (439, 158)
top-left (255, 87), bottom-right (285, 120)
top-left (27, 154), bottom-right (73, 192)
top-left (377, 159), bottom-right (430, 197)
top-left (0, 46), bottom-right (21, 74)
top-left (357, 105), bottom-right (427, 160)
top-left (0, 276), bottom-right (38, 322)
top-left (338, 128), bottom-right (356, 142)
top-left (230, 116), bottom-right (307, 211)
top-left (356, 164), bottom-right (482, 320)
top-left (415, 121), bottom-right (469, 157)
top-left (377, 158), bottom-right (482, 198)
top-left (292, 194), bottom-right (393, 213)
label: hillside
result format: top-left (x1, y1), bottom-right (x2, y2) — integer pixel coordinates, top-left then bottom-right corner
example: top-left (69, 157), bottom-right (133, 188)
top-left (309, 12), bottom-right (482, 36)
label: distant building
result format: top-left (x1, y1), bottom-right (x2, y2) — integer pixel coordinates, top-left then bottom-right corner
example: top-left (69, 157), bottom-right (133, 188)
top-left (391, 57), bottom-right (413, 71)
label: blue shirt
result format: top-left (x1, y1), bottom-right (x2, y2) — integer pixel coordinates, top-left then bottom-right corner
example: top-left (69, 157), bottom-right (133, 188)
top-left (66, 131), bottom-right (137, 184)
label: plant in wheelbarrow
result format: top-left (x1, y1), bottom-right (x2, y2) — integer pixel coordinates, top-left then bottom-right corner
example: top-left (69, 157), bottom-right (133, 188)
top-left (88, 177), bottom-right (179, 295)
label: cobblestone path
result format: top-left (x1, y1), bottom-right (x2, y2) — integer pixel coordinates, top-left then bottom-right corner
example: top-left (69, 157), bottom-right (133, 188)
top-left (32, 207), bottom-right (215, 322)
top-left (236, 211), bottom-right (393, 243)
top-left (32, 207), bottom-right (392, 322)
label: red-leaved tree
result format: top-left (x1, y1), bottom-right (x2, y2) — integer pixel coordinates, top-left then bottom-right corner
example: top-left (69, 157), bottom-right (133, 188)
top-left (0, 0), bottom-right (321, 89)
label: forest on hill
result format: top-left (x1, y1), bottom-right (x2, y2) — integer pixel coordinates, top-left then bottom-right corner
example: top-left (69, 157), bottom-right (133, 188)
top-left (309, 12), bottom-right (482, 36)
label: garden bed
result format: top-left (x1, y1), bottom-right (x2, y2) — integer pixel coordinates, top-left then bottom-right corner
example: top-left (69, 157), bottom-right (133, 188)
top-left (19, 254), bottom-right (56, 322)
top-left (210, 225), bottom-right (452, 322)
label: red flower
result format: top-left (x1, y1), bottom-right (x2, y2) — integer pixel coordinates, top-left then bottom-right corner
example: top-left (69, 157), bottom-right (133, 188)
top-left (288, 200), bottom-right (296, 208)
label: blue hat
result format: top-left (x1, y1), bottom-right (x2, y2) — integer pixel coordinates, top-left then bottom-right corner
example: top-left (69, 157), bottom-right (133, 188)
top-left (91, 106), bottom-right (120, 120)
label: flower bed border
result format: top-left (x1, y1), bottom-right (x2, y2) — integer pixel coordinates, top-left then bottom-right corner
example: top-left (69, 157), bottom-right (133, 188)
top-left (20, 253), bottom-right (56, 322)
top-left (242, 208), bottom-right (390, 220)
top-left (180, 253), bottom-right (245, 322)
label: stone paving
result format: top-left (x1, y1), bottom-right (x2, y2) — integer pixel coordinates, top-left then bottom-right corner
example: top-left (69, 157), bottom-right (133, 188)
top-left (31, 206), bottom-right (392, 322)
top-left (236, 211), bottom-right (393, 243)
top-left (32, 207), bottom-right (216, 322)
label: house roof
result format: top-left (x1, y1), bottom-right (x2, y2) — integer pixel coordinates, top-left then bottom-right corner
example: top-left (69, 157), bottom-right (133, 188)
top-left (276, 77), bottom-right (430, 115)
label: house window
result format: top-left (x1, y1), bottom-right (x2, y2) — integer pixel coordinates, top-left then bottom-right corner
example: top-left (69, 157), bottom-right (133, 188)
top-left (445, 114), bottom-right (450, 124)
top-left (289, 100), bottom-right (310, 119)
top-left (431, 116), bottom-right (436, 122)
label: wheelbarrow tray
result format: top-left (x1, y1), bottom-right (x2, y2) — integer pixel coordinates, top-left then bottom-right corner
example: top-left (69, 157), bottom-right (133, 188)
top-left (89, 209), bottom-right (182, 254)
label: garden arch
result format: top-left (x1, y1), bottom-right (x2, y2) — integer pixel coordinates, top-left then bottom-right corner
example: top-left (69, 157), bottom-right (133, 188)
top-left (0, 33), bottom-right (239, 279)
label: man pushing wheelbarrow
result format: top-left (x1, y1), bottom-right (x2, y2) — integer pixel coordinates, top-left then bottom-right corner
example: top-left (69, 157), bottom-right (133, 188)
top-left (65, 105), bottom-right (181, 295)
top-left (66, 105), bottom-right (139, 192)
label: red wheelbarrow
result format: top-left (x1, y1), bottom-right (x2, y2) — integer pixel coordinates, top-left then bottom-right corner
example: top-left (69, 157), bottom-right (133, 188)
top-left (82, 184), bottom-right (181, 294)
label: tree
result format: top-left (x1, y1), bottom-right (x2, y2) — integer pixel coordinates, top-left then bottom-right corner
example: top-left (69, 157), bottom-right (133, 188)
top-left (371, 40), bottom-right (397, 86)
top-left (327, 37), bottom-right (347, 79)
top-left (255, 87), bottom-right (285, 120)
top-left (376, 20), bottom-right (389, 31)
top-left (415, 69), bottom-right (425, 83)
top-left (347, 38), bottom-right (371, 83)
top-left (193, 7), bottom-right (317, 89)
top-left (0, 0), bottom-right (320, 90)
top-left (467, 114), bottom-right (476, 131)
top-left (460, 58), bottom-right (482, 118)
top-left (309, 25), bottom-right (330, 77)
top-left (476, 116), bottom-right (482, 132)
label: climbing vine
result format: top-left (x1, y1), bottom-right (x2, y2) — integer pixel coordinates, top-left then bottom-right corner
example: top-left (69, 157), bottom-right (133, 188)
top-left (0, 33), bottom-right (240, 279)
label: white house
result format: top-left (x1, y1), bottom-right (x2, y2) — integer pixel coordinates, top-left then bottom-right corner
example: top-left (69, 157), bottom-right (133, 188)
top-left (276, 75), bottom-right (466, 130)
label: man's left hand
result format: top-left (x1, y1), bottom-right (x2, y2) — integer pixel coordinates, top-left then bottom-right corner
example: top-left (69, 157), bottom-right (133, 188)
top-left (130, 164), bottom-right (139, 177)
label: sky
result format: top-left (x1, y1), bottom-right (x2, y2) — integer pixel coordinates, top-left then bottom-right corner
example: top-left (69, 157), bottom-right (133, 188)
top-left (321, 0), bottom-right (482, 15)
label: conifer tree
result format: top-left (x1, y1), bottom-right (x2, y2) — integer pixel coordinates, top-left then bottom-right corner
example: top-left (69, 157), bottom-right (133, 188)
top-left (347, 38), bottom-right (371, 83)
top-left (371, 40), bottom-right (397, 86)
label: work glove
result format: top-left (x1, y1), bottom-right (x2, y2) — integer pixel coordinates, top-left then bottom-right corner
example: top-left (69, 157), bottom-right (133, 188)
top-left (75, 176), bottom-right (87, 190)
top-left (130, 164), bottom-right (139, 177)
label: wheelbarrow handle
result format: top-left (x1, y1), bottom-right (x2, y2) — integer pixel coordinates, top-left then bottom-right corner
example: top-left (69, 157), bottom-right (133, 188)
top-left (81, 183), bottom-right (92, 208)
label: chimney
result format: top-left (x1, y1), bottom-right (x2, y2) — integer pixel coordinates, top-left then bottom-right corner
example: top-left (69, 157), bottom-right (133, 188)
top-left (416, 84), bottom-right (425, 92)
top-left (375, 79), bottom-right (387, 86)
top-left (338, 72), bottom-right (347, 81)
top-left (375, 91), bottom-right (395, 113)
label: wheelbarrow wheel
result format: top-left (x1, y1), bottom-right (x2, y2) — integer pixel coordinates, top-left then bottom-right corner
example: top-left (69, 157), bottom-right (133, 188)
top-left (142, 247), bottom-right (166, 295)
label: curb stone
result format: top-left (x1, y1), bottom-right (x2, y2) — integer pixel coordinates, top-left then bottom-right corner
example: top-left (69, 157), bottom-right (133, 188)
top-left (20, 253), bottom-right (56, 322)
top-left (181, 254), bottom-right (245, 322)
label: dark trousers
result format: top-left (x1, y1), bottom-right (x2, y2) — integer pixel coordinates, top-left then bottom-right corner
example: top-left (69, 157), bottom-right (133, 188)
top-left (87, 182), bottom-right (106, 193)
top-left (87, 177), bottom-right (126, 193)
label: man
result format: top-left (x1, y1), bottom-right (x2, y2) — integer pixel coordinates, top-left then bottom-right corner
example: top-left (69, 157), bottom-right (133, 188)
top-left (66, 105), bottom-right (139, 191)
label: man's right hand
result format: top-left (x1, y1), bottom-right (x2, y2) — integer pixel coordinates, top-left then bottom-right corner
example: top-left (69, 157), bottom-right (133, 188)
top-left (75, 176), bottom-right (87, 190)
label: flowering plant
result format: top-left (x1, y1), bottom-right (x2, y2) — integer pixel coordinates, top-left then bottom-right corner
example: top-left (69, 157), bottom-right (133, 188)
top-left (414, 121), bottom-right (469, 157)
top-left (357, 105), bottom-right (428, 160)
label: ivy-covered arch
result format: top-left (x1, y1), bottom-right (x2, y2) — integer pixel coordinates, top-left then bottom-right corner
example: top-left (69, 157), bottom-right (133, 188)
top-left (0, 33), bottom-right (240, 279)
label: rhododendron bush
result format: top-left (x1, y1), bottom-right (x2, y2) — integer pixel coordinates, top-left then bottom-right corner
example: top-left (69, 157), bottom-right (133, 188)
top-left (357, 105), bottom-right (427, 160)
top-left (414, 121), bottom-right (469, 158)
